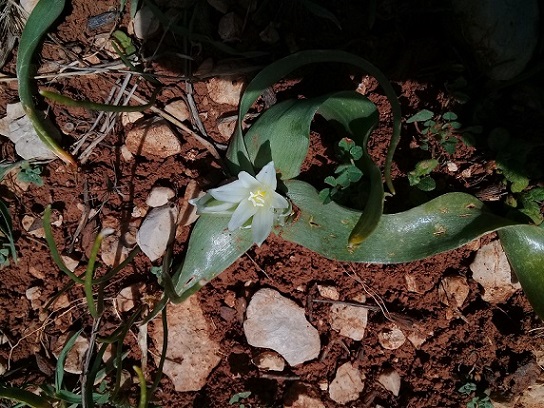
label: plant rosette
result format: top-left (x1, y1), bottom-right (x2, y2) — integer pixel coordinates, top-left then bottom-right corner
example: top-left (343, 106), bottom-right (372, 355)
top-left (169, 50), bottom-right (544, 319)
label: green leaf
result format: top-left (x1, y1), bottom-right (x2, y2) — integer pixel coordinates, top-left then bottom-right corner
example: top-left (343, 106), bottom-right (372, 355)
top-left (280, 180), bottom-right (516, 263)
top-left (172, 215), bottom-right (254, 296)
top-left (442, 111), bottom-right (458, 121)
top-left (0, 386), bottom-right (53, 408)
top-left (324, 176), bottom-right (337, 187)
top-left (16, 0), bottom-right (76, 166)
top-left (229, 391), bottom-right (252, 404)
top-left (299, 0), bottom-right (342, 30)
top-left (407, 109), bottom-right (434, 123)
top-left (0, 198), bottom-right (17, 263)
top-left (416, 175), bottom-right (436, 191)
top-left (499, 226), bottom-right (544, 318)
top-left (410, 159), bottom-right (439, 178)
top-left (55, 329), bottom-right (84, 392)
top-left (227, 50), bottom-right (401, 196)
top-left (346, 166), bottom-right (363, 183)
top-left (442, 139), bottom-right (458, 154)
top-left (349, 145), bottom-right (363, 160)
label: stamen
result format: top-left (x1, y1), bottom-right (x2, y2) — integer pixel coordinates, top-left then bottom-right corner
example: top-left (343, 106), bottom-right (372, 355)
top-left (248, 190), bottom-right (266, 207)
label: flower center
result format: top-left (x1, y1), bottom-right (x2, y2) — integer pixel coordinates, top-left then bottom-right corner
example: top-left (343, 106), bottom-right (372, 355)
top-left (248, 190), bottom-right (267, 207)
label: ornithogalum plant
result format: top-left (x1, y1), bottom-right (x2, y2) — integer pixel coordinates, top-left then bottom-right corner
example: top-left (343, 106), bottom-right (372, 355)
top-left (174, 50), bottom-right (544, 319)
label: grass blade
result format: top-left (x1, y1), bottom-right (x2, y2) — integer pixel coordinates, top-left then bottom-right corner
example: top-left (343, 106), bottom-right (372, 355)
top-left (16, 0), bottom-right (76, 166)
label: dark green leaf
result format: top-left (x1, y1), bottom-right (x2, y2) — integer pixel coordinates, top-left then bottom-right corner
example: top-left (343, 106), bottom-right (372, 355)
top-left (324, 176), bottom-right (337, 187)
top-left (280, 180), bottom-right (516, 263)
top-left (442, 111), bottom-right (458, 121)
top-left (416, 175), bottom-right (436, 191)
top-left (407, 109), bottom-right (434, 123)
top-left (350, 145), bottom-right (363, 160)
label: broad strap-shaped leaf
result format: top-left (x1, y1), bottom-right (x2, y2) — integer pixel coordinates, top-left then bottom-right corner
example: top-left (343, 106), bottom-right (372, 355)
top-left (173, 214), bottom-right (254, 295)
top-left (499, 226), bottom-right (544, 318)
top-left (280, 180), bottom-right (516, 263)
top-left (242, 90), bottom-right (382, 245)
top-left (227, 49), bottom-right (401, 195)
top-left (16, 0), bottom-right (75, 166)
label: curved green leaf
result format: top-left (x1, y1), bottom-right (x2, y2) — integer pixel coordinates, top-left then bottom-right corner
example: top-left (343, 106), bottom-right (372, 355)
top-left (227, 49), bottom-right (401, 196)
top-left (280, 180), bottom-right (516, 263)
top-left (499, 226), bottom-right (544, 318)
top-left (16, 0), bottom-right (76, 166)
top-left (173, 214), bottom-right (254, 295)
top-left (0, 386), bottom-right (52, 408)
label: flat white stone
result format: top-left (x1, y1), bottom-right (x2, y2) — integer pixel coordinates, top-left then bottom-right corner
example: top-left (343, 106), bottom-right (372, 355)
top-left (253, 351), bottom-right (285, 372)
top-left (243, 288), bottom-right (320, 366)
top-left (378, 369), bottom-right (401, 396)
top-left (329, 362), bottom-right (365, 404)
top-left (137, 204), bottom-right (178, 262)
top-left (470, 240), bottom-right (521, 304)
top-left (146, 186), bottom-right (175, 207)
top-left (125, 117), bottom-right (182, 159)
top-left (330, 303), bottom-right (368, 341)
top-left (206, 76), bottom-right (245, 106)
top-left (378, 324), bottom-right (406, 350)
top-left (0, 103), bottom-right (57, 160)
top-left (150, 295), bottom-right (221, 392)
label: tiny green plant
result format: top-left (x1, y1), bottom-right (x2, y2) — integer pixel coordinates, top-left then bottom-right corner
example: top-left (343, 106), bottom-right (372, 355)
top-left (319, 137), bottom-right (364, 204)
top-left (407, 109), bottom-right (461, 154)
top-left (0, 247), bottom-right (10, 267)
top-left (458, 382), bottom-right (494, 408)
top-left (17, 161), bottom-right (44, 187)
top-left (229, 390), bottom-right (252, 407)
top-left (407, 159), bottom-right (439, 191)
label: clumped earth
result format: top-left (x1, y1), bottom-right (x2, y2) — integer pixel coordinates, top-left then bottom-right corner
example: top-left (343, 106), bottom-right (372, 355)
top-left (1, 1), bottom-right (543, 407)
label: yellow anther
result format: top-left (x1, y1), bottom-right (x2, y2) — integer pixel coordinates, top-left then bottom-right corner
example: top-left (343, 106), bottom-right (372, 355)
top-left (248, 190), bottom-right (266, 207)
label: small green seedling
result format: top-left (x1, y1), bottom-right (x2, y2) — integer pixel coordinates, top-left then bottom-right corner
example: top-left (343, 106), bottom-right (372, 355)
top-left (407, 159), bottom-right (439, 191)
top-left (458, 382), bottom-right (494, 408)
top-left (518, 187), bottom-right (544, 225)
top-left (229, 391), bottom-right (252, 407)
top-left (0, 247), bottom-right (10, 267)
top-left (407, 109), bottom-right (461, 154)
top-left (17, 161), bottom-right (44, 186)
top-left (319, 137), bottom-right (364, 204)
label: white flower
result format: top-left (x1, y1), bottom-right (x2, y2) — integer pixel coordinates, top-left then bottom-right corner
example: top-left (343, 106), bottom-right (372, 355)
top-left (190, 161), bottom-right (289, 246)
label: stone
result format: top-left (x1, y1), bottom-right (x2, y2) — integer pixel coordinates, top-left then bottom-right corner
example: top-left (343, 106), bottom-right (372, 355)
top-left (470, 240), bottom-right (521, 304)
top-left (149, 295), bottom-right (221, 392)
top-left (378, 369), bottom-right (401, 396)
top-left (378, 324), bottom-right (406, 350)
top-left (164, 100), bottom-right (190, 123)
top-left (116, 283), bottom-right (146, 313)
top-left (317, 285), bottom-right (340, 300)
top-left (284, 383), bottom-right (325, 408)
top-left (330, 303), bottom-right (368, 341)
top-left (243, 288), bottom-right (320, 366)
top-left (146, 186), bottom-right (175, 207)
top-left (125, 117), bottom-right (182, 159)
top-left (137, 204), bottom-right (179, 262)
top-left (253, 351), bottom-right (285, 372)
top-left (438, 275), bottom-right (469, 308)
top-left (329, 362), bottom-right (365, 404)
top-left (133, 5), bottom-right (160, 40)
top-left (206, 76), bottom-right (245, 106)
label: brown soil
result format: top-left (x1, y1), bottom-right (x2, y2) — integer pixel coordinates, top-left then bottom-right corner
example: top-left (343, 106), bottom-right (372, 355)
top-left (1, 1), bottom-right (543, 407)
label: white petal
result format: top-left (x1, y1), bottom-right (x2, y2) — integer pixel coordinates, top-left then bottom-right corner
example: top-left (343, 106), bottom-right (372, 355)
top-left (209, 180), bottom-right (249, 203)
top-left (255, 161), bottom-right (277, 190)
top-left (238, 171), bottom-right (260, 188)
top-left (228, 199), bottom-right (258, 231)
top-left (190, 193), bottom-right (234, 213)
top-left (270, 191), bottom-right (288, 209)
top-left (251, 208), bottom-right (274, 246)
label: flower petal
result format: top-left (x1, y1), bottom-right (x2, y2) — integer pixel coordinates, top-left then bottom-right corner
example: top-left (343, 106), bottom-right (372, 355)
top-left (192, 194), bottom-right (237, 214)
top-left (228, 199), bottom-right (258, 231)
top-left (255, 161), bottom-right (277, 190)
top-left (238, 171), bottom-right (260, 189)
top-left (209, 180), bottom-right (249, 203)
top-left (270, 191), bottom-right (289, 209)
top-left (251, 208), bottom-right (274, 246)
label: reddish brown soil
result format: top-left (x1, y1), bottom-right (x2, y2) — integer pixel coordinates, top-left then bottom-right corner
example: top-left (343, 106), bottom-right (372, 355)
top-left (1, 1), bottom-right (542, 407)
